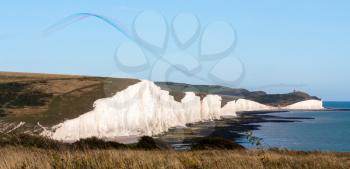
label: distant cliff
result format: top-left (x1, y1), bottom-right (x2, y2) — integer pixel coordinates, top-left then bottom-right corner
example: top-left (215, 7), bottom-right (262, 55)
top-left (156, 82), bottom-right (320, 107)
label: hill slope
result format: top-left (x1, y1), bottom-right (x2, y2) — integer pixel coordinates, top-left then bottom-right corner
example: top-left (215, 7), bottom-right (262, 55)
top-left (0, 72), bottom-right (139, 128)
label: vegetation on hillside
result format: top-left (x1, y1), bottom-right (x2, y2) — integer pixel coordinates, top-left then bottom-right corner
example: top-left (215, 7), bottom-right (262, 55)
top-left (0, 82), bottom-right (52, 108)
top-left (0, 133), bottom-right (349, 169)
top-left (0, 147), bottom-right (349, 169)
top-left (0, 133), bottom-right (244, 151)
top-left (0, 72), bottom-right (139, 127)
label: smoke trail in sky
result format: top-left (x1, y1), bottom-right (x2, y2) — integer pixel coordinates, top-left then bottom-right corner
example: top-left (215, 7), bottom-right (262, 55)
top-left (44, 12), bottom-right (245, 88)
top-left (44, 13), bottom-right (132, 39)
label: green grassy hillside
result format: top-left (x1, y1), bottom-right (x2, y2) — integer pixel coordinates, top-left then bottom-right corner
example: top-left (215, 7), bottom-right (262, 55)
top-left (0, 72), bottom-right (139, 130)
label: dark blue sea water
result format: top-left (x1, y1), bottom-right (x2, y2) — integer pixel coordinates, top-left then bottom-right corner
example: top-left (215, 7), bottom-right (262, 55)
top-left (240, 101), bottom-right (350, 152)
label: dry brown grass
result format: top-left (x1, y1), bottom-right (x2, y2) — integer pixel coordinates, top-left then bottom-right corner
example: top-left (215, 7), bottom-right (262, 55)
top-left (0, 71), bottom-right (82, 83)
top-left (0, 147), bottom-right (349, 169)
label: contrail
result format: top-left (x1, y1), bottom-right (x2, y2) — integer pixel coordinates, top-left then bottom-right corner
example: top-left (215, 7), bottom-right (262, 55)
top-left (43, 13), bottom-right (132, 39)
top-left (43, 12), bottom-right (245, 88)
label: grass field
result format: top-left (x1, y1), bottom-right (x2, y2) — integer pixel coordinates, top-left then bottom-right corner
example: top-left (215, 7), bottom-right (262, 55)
top-left (0, 147), bottom-right (349, 169)
top-left (0, 134), bottom-right (349, 169)
top-left (0, 72), bottom-right (139, 129)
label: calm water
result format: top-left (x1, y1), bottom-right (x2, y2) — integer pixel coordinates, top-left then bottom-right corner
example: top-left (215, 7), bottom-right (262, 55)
top-left (240, 101), bottom-right (350, 152)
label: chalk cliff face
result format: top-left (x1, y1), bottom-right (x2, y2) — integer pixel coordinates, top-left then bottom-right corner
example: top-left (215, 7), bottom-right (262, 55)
top-left (221, 99), bottom-right (275, 116)
top-left (283, 100), bottom-right (324, 110)
top-left (234, 99), bottom-right (276, 112)
top-left (42, 80), bottom-right (324, 142)
top-left (43, 81), bottom-right (231, 141)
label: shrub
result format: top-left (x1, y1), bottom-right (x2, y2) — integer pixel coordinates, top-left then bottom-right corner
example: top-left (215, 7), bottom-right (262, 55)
top-left (72, 137), bottom-right (126, 149)
top-left (0, 134), bottom-right (127, 150)
top-left (0, 133), bottom-right (65, 150)
top-left (191, 137), bottom-right (245, 150)
top-left (0, 109), bottom-right (6, 117)
top-left (136, 136), bottom-right (160, 150)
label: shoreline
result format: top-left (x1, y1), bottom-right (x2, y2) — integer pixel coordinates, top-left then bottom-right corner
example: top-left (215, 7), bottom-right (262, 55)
top-left (158, 110), bottom-right (315, 150)
top-left (160, 108), bottom-right (350, 150)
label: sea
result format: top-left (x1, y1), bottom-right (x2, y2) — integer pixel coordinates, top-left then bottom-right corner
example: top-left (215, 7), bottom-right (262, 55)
top-left (239, 101), bottom-right (350, 152)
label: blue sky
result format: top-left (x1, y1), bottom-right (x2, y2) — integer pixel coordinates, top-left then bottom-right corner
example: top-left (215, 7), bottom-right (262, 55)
top-left (0, 0), bottom-right (349, 101)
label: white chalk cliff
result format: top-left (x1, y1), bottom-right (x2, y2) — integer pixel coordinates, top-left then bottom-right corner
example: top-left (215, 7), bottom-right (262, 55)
top-left (42, 80), bottom-right (324, 142)
top-left (283, 99), bottom-right (324, 110)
